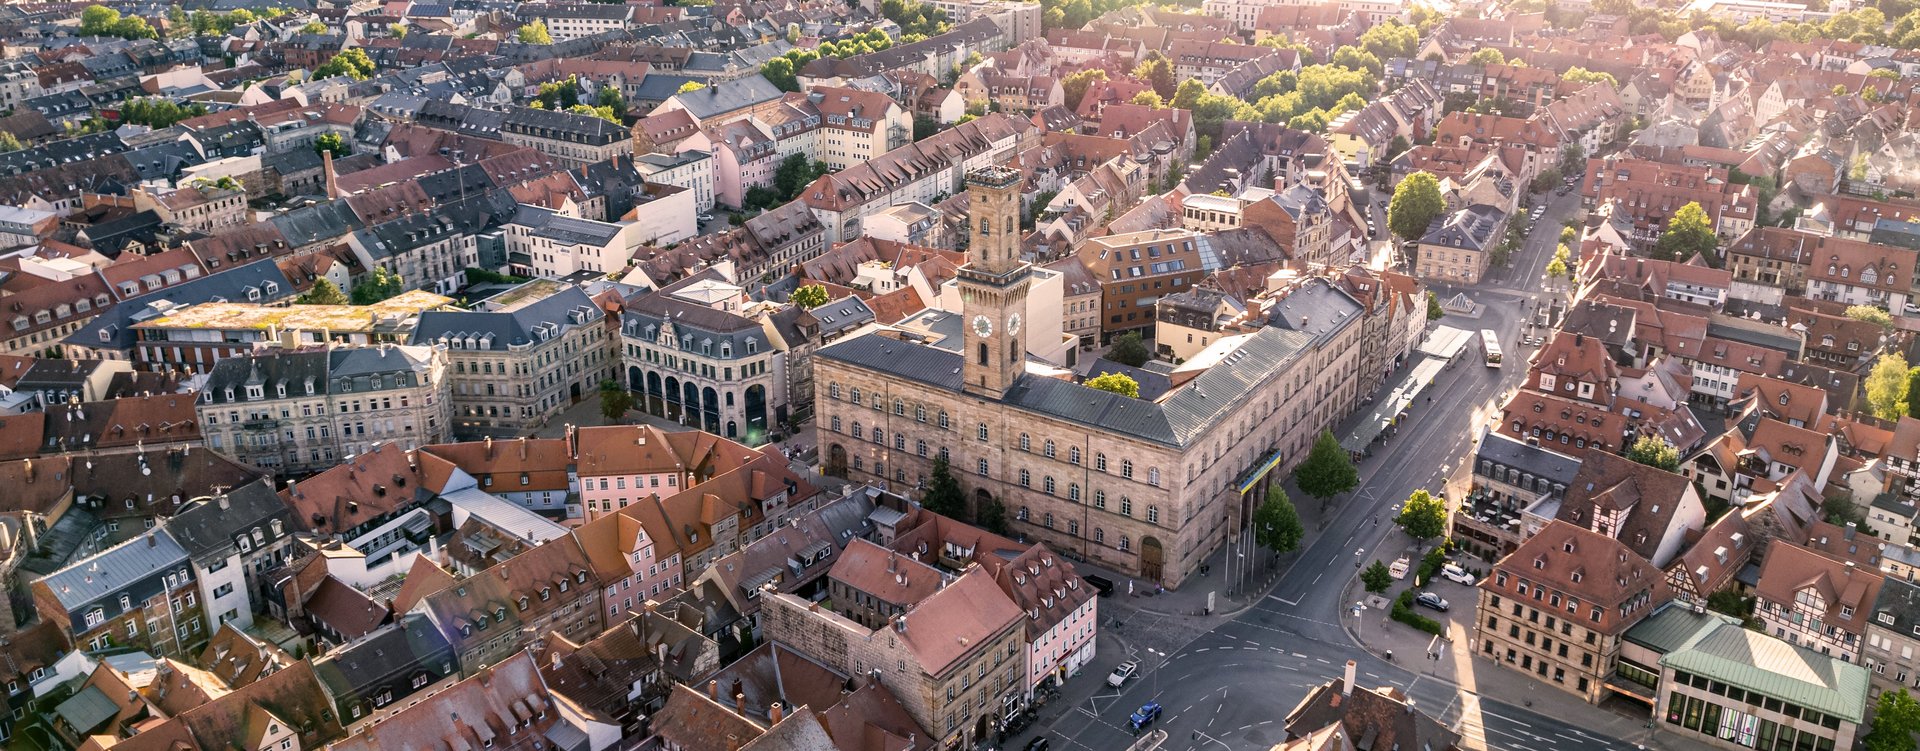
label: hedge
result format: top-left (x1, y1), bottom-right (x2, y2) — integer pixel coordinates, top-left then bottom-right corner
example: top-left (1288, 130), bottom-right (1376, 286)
top-left (1391, 589), bottom-right (1445, 635)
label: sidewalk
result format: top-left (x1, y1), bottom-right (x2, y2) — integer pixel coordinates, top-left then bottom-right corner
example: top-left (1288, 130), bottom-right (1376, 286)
top-left (1336, 562), bottom-right (1676, 750)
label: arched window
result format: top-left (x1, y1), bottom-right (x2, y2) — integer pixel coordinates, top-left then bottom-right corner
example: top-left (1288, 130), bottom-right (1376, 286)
top-left (1044, 476), bottom-right (1056, 494)
top-left (1119, 536), bottom-right (1131, 552)
top-left (1019, 433), bottom-right (1030, 451)
top-left (978, 342), bottom-right (988, 365)
top-left (1122, 460), bottom-right (1134, 479)
top-left (872, 428), bottom-right (884, 445)
top-left (851, 422), bottom-right (863, 439)
top-left (916, 405), bottom-right (927, 422)
top-left (1043, 513), bottom-right (1054, 529)
top-left (1146, 505), bottom-right (1159, 524)
top-left (1094, 528), bottom-right (1105, 544)
top-left (1070, 447), bottom-right (1082, 465)
top-left (1096, 453), bottom-right (1107, 471)
top-left (937, 411), bottom-right (950, 429)
top-left (1069, 483), bottom-right (1081, 501)
top-left (1094, 490), bottom-right (1106, 509)
top-left (1018, 506), bottom-right (1030, 521)
top-left (1044, 440), bottom-right (1056, 458)
top-left (916, 439), bottom-right (928, 456)
top-left (850, 387), bottom-right (862, 405)
top-left (1119, 497), bottom-right (1133, 516)
top-left (894, 434), bottom-right (905, 450)
top-left (829, 383), bottom-right (841, 399)
top-left (1148, 467), bottom-right (1160, 486)
top-left (1068, 520), bottom-right (1079, 536)
top-left (894, 399), bottom-right (905, 415)
top-left (1019, 469), bottom-right (1031, 487)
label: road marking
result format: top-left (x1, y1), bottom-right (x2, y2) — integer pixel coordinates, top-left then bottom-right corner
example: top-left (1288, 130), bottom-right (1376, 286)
top-left (1245, 641), bottom-right (1260, 647)
top-left (1482, 711), bottom-right (1535, 729)
top-left (1292, 652), bottom-right (1309, 659)
top-left (1270, 595), bottom-right (1300, 606)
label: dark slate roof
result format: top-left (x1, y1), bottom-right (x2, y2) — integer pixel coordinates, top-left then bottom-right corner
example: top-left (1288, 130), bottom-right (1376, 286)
top-left (819, 325), bottom-right (1311, 447)
top-left (632, 73), bottom-right (704, 103)
top-left (1474, 429), bottom-right (1584, 486)
top-left (203, 349), bottom-right (331, 405)
top-left (621, 273), bottom-right (776, 354)
top-left (1420, 203), bottom-right (1506, 251)
top-left (408, 284), bottom-right (602, 350)
top-left (270, 200), bottom-right (363, 248)
top-left (125, 139), bottom-right (208, 181)
top-left (168, 479), bottom-right (296, 565)
top-left (1264, 277), bottom-right (1363, 343)
top-left (312, 613), bottom-right (454, 696)
top-left (37, 528), bottom-right (190, 614)
top-left (68, 261), bottom-right (296, 353)
top-left (0, 132), bottom-right (126, 177)
top-left (499, 105), bottom-right (626, 146)
top-left (1874, 578), bottom-right (1920, 639)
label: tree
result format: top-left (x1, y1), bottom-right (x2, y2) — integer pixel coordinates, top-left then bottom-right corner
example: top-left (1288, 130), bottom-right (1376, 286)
top-left (1359, 19), bottom-right (1418, 59)
top-left (313, 132), bottom-right (348, 158)
top-left (299, 20), bottom-right (326, 34)
top-left (1134, 51), bottom-right (1175, 99)
top-left (313, 48), bottom-right (376, 81)
top-left (1869, 353), bottom-right (1913, 420)
top-left (1170, 78), bottom-right (1207, 110)
top-left (516, 21), bottom-right (552, 44)
top-left (1466, 47), bottom-right (1506, 65)
top-left (596, 87), bottom-right (626, 116)
top-left (1330, 45), bottom-right (1381, 77)
top-left (1106, 331), bottom-right (1150, 367)
top-left (1864, 689), bottom-right (1920, 751)
top-left (921, 455), bottom-right (965, 517)
top-left (1085, 372), bottom-right (1140, 398)
top-left (1909, 367), bottom-right (1920, 419)
top-left (390, 23), bottom-right (407, 37)
top-left (1129, 90), bottom-right (1163, 107)
top-left (1395, 489), bottom-right (1448, 545)
top-left (975, 494), bottom-right (1008, 534)
top-left (567, 104), bottom-right (621, 123)
top-left (599, 380), bottom-right (635, 422)
top-left (1388, 171), bottom-right (1446, 243)
top-left (1652, 202), bottom-right (1717, 262)
top-left (351, 267), bottom-right (404, 305)
top-left (1059, 68), bottom-right (1105, 110)
top-left (0, 132), bottom-right (19, 153)
top-left (761, 57), bottom-right (798, 92)
top-left (1426, 290), bottom-right (1443, 320)
top-left (1625, 435), bottom-right (1681, 472)
top-left (296, 278), bottom-right (349, 305)
top-left (1361, 561), bottom-right (1395, 593)
top-left (1294, 429), bottom-right (1358, 503)
top-left (790, 283), bottom-right (829, 310)
top-left (1563, 66), bottom-right (1617, 87)
top-left (1849, 304), bottom-right (1895, 329)
top-left (677, 80), bottom-right (707, 94)
top-left (773, 153), bottom-right (820, 200)
top-left (1253, 486), bottom-right (1305, 554)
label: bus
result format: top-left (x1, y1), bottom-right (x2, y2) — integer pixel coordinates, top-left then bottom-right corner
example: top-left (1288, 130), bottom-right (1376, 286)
top-left (1481, 329), bottom-right (1503, 368)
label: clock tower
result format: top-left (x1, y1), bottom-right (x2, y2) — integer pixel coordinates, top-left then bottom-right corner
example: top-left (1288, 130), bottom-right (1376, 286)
top-left (959, 166), bottom-right (1032, 400)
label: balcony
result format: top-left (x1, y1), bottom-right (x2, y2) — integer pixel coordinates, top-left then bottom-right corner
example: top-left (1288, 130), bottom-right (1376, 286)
top-left (241, 418), bottom-right (279, 431)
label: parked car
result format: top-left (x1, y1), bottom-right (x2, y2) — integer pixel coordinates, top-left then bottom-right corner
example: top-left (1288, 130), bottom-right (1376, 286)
top-left (1441, 563), bottom-right (1477, 585)
top-left (1108, 660), bottom-right (1139, 688)
top-left (1024, 738), bottom-right (1051, 751)
top-left (1415, 591), bottom-right (1450, 612)
top-left (1129, 702), bottom-right (1163, 730)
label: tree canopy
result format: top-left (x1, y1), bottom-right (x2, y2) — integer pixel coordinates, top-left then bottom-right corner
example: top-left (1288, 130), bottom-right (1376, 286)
top-left (1651, 202), bottom-right (1718, 262)
top-left (1253, 486), bottom-right (1305, 554)
top-left (313, 48), bottom-right (376, 81)
top-left (1388, 172), bottom-right (1446, 243)
top-left (921, 455), bottom-right (966, 518)
top-left (1294, 429), bottom-right (1358, 502)
top-left (1396, 489), bottom-right (1448, 544)
top-left (1361, 561), bottom-right (1395, 593)
top-left (312, 132), bottom-right (349, 158)
top-left (118, 98), bottom-right (207, 129)
top-left (1106, 331), bottom-right (1151, 367)
top-left (1625, 435), bottom-right (1682, 472)
top-left (790, 284), bottom-right (830, 310)
top-left (1864, 689), bottom-right (1920, 751)
top-left (351, 267), bottom-right (404, 305)
top-left (516, 21), bottom-right (552, 44)
top-left (598, 380), bottom-right (634, 423)
top-left (1466, 47), bottom-right (1505, 65)
top-left (1134, 51), bottom-right (1176, 99)
top-left (295, 278), bottom-right (349, 305)
top-left (1869, 353), bottom-right (1913, 420)
top-left (1085, 372), bottom-right (1140, 398)
top-left (81, 6), bottom-right (159, 39)
top-left (1848, 304), bottom-right (1895, 329)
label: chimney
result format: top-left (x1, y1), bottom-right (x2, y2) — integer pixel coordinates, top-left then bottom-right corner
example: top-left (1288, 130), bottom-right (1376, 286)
top-left (1847, 522), bottom-right (1858, 541)
top-left (1343, 660), bottom-right (1356, 696)
top-left (484, 435), bottom-right (494, 458)
top-left (519, 436), bottom-right (529, 460)
top-left (323, 149), bottom-right (339, 200)
top-left (734, 692), bottom-right (745, 711)
top-left (769, 702), bottom-right (784, 724)
top-left (708, 680), bottom-right (719, 700)
top-left (146, 533), bottom-right (156, 548)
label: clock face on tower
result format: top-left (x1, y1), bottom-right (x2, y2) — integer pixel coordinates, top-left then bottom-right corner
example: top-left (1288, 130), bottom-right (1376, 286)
top-left (972, 315), bottom-right (993, 338)
top-left (1007, 313), bottom-right (1022, 336)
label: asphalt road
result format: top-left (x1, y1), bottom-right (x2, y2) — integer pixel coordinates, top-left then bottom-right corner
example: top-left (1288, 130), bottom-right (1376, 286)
top-left (1030, 194), bottom-right (1628, 751)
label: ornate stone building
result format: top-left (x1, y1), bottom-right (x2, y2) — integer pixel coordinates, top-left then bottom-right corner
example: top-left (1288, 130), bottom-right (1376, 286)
top-left (813, 168), bottom-right (1369, 588)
